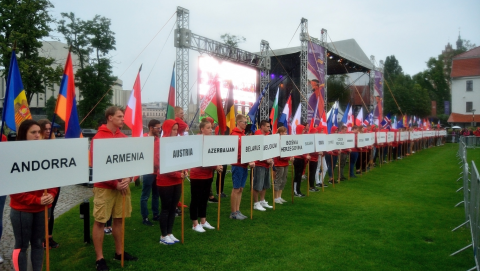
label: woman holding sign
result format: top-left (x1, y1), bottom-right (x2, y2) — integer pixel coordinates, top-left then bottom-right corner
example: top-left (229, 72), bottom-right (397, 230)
top-left (157, 120), bottom-right (184, 245)
top-left (189, 119), bottom-right (223, 232)
top-left (273, 127), bottom-right (293, 204)
top-left (293, 124), bottom-right (310, 197)
top-left (9, 120), bottom-right (58, 271)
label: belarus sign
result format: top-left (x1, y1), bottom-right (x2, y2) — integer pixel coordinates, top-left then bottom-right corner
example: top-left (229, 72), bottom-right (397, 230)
top-left (160, 135), bottom-right (203, 174)
top-left (92, 137), bottom-right (154, 182)
top-left (0, 138), bottom-right (89, 196)
top-left (202, 135), bottom-right (238, 167)
top-left (241, 135), bottom-right (264, 163)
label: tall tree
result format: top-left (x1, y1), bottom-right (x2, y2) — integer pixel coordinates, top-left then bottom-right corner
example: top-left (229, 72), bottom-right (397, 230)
top-left (326, 74), bottom-right (350, 107)
top-left (0, 0), bottom-right (63, 104)
top-left (220, 33), bottom-right (246, 48)
top-left (383, 55), bottom-right (403, 82)
top-left (58, 13), bottom-right (117, 128)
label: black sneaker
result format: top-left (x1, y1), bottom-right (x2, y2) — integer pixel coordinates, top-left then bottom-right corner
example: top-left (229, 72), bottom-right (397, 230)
top-left (49, 238), bottom-right (59, 248)
top-left (142, 218), bottom-right (154, 226)
top-left (208, 197), bottom-right (218, 203)
top-left (295, 193), bottom-right (306, 198)
top-left (340, 177), bottom-right (347, 181)
top-left (220, 193), bottom-right (227, 198)
top-left (309, 188), bottom-right (319, 192)
top-left (114, 251), bottom-right (138, 261)
top-left (152, 215), bottom-right (160, 221)
top-left (96, 258), bottom-right (109, 271)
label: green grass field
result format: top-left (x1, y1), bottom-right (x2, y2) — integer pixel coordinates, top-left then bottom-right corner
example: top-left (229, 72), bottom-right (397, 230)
top-left (48, 144), bottom-right (478, 270)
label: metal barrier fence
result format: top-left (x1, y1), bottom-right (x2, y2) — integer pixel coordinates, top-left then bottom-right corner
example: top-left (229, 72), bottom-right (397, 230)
top-left (452, 141), bottom-right (479, 271)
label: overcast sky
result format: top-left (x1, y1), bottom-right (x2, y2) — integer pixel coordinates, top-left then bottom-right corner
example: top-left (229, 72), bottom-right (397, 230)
top-left (49, 0), bottom-right (480, 103)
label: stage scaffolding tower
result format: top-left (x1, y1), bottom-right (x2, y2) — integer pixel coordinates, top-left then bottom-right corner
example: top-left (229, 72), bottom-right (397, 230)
top-left (321, 28), bottom-right (328, 112)
top-left (175, 7), bottom-right (190, 121)
top-left (259, 40), bottom-right (271, 121)
top-left (370, 55), bottom-right (376, 113)
top-left (300, 18), bottom-right (308, 123)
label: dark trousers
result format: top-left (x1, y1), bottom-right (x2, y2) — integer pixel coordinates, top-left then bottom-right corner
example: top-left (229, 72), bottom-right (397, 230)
top-left (350, 152), bottom-right (359, 176)
top-left (308, 161), bottom-right (318, 188)
top-left (10, 208), bottom-right (48, 271)
top-left (325, 154), bottom-right (338, 179)
top-left (216, 165), bottom-right (227, 194)
top-left (190, 178), bottom-right (213, 221)
top-left (158, 184), bottom-right (182, 236)
top-left (48, 187), bottom-right (60, 236)
top-left (293, 158), bottom-right (305, 194)
top-left (356, 152), bottom-right (367, 171)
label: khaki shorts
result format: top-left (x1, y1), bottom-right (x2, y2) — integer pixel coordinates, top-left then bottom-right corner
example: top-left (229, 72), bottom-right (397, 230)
top-left (93, 187), bottom-right (132, 223)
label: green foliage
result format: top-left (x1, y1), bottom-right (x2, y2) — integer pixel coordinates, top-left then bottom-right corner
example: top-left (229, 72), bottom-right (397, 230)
top-left (48, 147), bottom-right (475, 270)
top-left (0, 0), bottom-right (63, 104)
top-left (57, 13), bottom-right (117, 128)
top-left (327, 74), bottom-right (350, 107)
top-left (383, 55), bottom-right (403, 82)
top-left (45, 95), bottom-right (56, 120)
top-left (220, 33), bottom-right (245, 48)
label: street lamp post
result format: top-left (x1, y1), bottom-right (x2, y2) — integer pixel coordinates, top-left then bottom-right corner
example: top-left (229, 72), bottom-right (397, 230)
top-left (473, 109), bottom-right (476, 127)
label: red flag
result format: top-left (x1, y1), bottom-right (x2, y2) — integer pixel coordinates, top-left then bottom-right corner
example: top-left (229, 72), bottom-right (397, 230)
top-left (214, 80), bottom-right (226, 134)
top-left (124, 67), bottom-right (143, 137)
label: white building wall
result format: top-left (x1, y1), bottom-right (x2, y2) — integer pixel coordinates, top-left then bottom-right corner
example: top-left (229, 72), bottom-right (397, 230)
top-left (451, 76), bottom-right (480, 114)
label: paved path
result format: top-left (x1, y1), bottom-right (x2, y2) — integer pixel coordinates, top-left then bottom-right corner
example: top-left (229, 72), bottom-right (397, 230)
top-left (0, 185), bottom-right (93, 271)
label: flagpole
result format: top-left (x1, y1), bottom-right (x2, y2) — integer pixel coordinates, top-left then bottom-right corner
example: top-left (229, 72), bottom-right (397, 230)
top-left (166, 62), bottom-right (175, 119)
top-left (0, 45), bottom-right (15, 142)
top-left (217, 171), bottom-right (222, 230)
top-left (291, 163), bottom-right (294, 203)
top-left (271, 167), bottom-right (275, 210)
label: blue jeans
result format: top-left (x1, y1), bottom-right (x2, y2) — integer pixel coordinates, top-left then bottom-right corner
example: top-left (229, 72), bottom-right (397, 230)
top-left (325, 154), bottom-right (338, 179)
top-left (140, 174), bottom-right (159, 219)
top-left (0, 195), bottom-right (5, 240)
top-left (350, 152), bottom-right (359, 176)
top-left (232, 166), bottom-right (248, 189)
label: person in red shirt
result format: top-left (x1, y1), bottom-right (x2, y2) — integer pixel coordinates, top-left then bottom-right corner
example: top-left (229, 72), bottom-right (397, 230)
top-left (156, 119), bottom-right (185, 245)
top-left (273, 127), bottom-right (293, 204)
top-left (90, 106), bottom-right (137, 271)
top-left (293, 124), bottom-right (310, 197)
top-left (252, 120), bottom-right (274, 211)
top-left (474, 127), bottom-right (480, 137)
top-left (326, 126), bottom-right (339, 183)
top-left (189, 119), bottom-right (223, 232)
top-left (307, 127), bottom-right (321, 191)
top-left (338, 125), bottom-right (349, 181)
top-left (229, 114), bottom-right (255, 220)
top-left (174, 106), bottom-right (189, 136)
top-left (10, 119), bottom-right (58, 271)
top-left (140, 119), bottom-right (161, 227)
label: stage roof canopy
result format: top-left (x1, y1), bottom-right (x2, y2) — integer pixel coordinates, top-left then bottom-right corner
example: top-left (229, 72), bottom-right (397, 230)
top-left (266, 39), bottom-right (374, 75)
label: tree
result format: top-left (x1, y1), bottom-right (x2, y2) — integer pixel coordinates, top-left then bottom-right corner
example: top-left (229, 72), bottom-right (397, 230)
top-left (0, 0), bottom-right (63, 104)
top-left (220, 33), bottom-right (245, 48)
top-left (383, 55), bottom-right (403, 82)
top-left (326, 74), bottom-right (350, 107)
top-left (58, 13), bottom-right (117, 128)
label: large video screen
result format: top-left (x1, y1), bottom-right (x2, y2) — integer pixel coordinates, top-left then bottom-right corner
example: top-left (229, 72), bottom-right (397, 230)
top-left (198, 56), bottom-right (257, 109)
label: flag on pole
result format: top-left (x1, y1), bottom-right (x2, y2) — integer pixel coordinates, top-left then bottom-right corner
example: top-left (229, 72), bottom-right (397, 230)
top-left (124, 66), bottom-right (144, 137)
top-left (403, 115), bottom-right (408, 128)
top-left (341, 103), bottom-right (350, 125)
top-left (355, 107), bottom-right (364, 127)
top-left (333, 102), bottom-right (339, 128)
top-left (381, 113), bottom-right (392, 129)
top-left (392, 116), bottom-right (397, 129)
top-left (437, 120), bottom-right (440, 129)
top-left (309, 94), bottom-right (319, 131)
top-left (204, 80), bottom-right (226, 135)
top-left (291, 104), bottom-right (302, 135)
top-left (319, 110), bottom-right (328, 134)
top-left (270, 88), bottom-right (279, 134)
top-left (224, 81), bottom-right (236, 131)
top-left (166, 63), bottom-right (175, 120)
top-left (247, 84), bottom-right (268, 134)
top-left (327, 101), bottom-right (338, 133)
top-left (278, 94), bottom-right (292, 134)
top-left (1, 50), bottom-right (32, 132)
top-left (54, 51), bottom-right (82, 138)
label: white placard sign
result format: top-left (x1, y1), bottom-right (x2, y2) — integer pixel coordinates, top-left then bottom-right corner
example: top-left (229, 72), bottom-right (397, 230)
top-left (315, 134), bottom-right (328, 152)
top-left (202, 135), bottom-right (238, 167)
top-left (159, 135), bottom-right (203, 174)
top-left (369, 133), bottom-right (376, 146)
top-left (440, 130), bottom-right (447, 136)
top-left (415, 131), bottom-right (423, 139)
top-left (344, 134), bottom-right (356, 149)
top-left (387, 132), bottom-right (395, 143)
top-left (410, 132), bottom-right (415, 140)
top-left (357, 133), bottom-right (368, 148)
top-left (400, 132), bottom-right (409, 141)
top-left (332, 134), bottom-right (348, 150)
top-left (376, 132), bottom-right (386, 144)
top-left (93, 137), bottom-right (154, 182)
top-left (262, 134), bottom-right (280, 160)
top-left (0, 139), bottom-right (89, 196)
top-left (241, 135), bottom-right (263, 163)
top-left (280, 135), bottom-right (305, 157)
top-left (303, 134), bottom-right (316, 153)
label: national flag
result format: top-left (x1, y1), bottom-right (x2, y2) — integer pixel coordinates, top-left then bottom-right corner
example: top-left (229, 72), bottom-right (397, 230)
top-left (333, 102), bottom-right (339, 128)
top-left (403, 115), bottom-right (408, 128)
top-left (327, 101), bottom-right (338, 133)
top-left (392, 116), bottom-right (397, 129)
top-left (366, 112), bottom-right (374, 126)
top-left (204, 80), bottom-right (227, 135)
top-left (355, 107), bottom-right (364, 127)
top-left (270, 88), bottom-right (279, 134)
top-left (248, 84), bottom-right (267, 133)
top-left (278, 94), bottom-right (292, 134)
top-left (54, 51), bottom-right (82, 138)
top-left (345, 105), bottom-right (354, 131)
top-left (166, 63), bottom-right (175, 120)
top-left (200, 75), bottom-right (219, 112)
top-left (1, 50), bottom-right (32, 132)
top-left (224, 81), bottom-right (236, 131)
top-left (341, 103), bottom-right (350, 125)
top-left (319, 110), bottom-right (328, 133)
top-left (124, 66), bottom-right (144, 137)
top-left (291, 103), bottom-right (302, 135)
top-left (381, 113), bottom-right (391, 129)
top-left (437, 120), bottom-right (440, 129)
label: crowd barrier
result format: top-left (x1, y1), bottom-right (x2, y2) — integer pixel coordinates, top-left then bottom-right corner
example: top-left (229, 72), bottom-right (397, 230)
top-left (452, 140), bottom-right (479, 271)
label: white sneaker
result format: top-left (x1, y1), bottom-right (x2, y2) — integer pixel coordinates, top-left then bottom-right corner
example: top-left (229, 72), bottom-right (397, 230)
top-left (201, 221), bottom-right (215, 230)
top-left (260, 200), bottom-right (273, 209)
top-left (193, 224), bottom-right (206, 232)
top-left (159, 235), bottom-right (174, 245)
top-left (168, 234), bottom-right (180, 243)
top-left (254, 202), bottom-right (266, 211)
top-left (274, 198), bottom-right (283, 204)
top-left (279, 198), bottom-right (287, 203)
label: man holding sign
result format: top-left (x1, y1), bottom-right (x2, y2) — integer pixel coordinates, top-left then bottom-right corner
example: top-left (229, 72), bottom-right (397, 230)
top-left (253, 120), bottom-right (274, 211)
top-left (230, 115), bottom-right (255, 220)
top-left (90, 107), bottom-right (137, 271)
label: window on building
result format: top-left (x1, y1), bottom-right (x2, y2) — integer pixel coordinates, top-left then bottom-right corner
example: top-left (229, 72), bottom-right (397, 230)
top-left (466, 102), bottom-right (473, 113)
top-left (466, 80), bottom-right (473, 91)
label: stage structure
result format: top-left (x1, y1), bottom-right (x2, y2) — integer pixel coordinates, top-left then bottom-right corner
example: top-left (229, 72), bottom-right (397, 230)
top-left (174, 6), bottom-right (271, 122)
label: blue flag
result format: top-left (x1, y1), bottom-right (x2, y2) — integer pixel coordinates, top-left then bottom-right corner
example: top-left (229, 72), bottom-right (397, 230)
top-left (247, 84), bottom-right (268, 133)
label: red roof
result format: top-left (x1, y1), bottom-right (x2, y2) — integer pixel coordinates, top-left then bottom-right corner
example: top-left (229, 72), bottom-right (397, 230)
top-left (350, 85), bottom-right (372, 106)
top-left (453, 46), bottom-right (480, 59)
top-left (447, 112), bottom-right (480, 123)
top-left (451, 58), bottom-right (480, 78)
